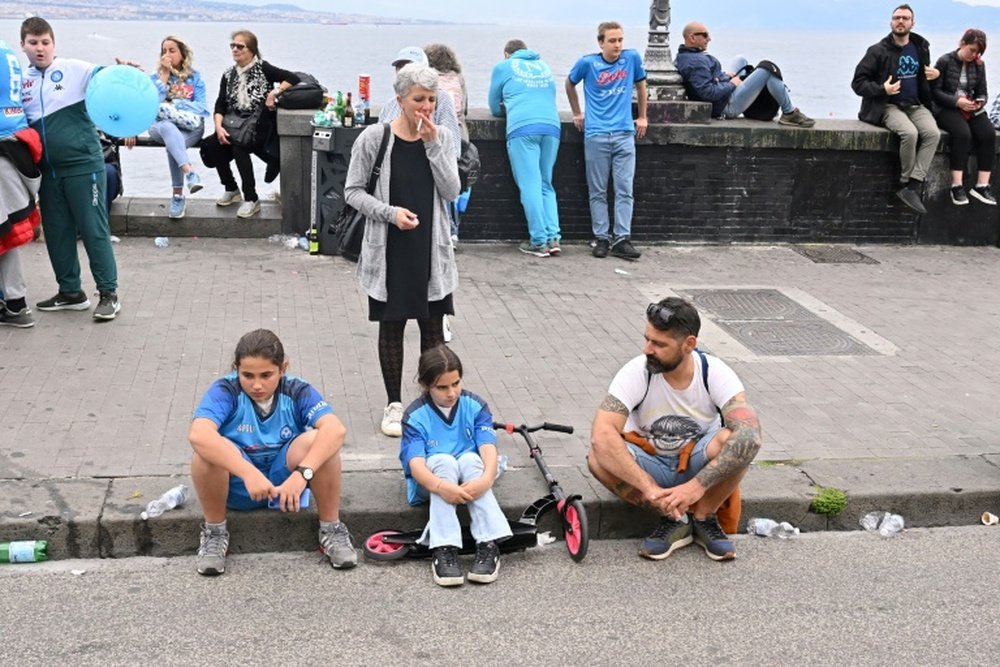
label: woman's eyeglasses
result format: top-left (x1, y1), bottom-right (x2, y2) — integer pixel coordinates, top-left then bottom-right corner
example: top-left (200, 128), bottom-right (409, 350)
top-left (229, 43), bottom-right (247, 51)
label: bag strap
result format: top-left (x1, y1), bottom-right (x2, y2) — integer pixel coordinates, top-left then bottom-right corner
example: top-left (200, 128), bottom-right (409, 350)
top-left (366, 124), bottom-right (391, 194)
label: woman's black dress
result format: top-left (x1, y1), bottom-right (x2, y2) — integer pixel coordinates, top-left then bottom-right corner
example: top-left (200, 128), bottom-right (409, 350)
top-left (368, 135), bottom-right (454, 322)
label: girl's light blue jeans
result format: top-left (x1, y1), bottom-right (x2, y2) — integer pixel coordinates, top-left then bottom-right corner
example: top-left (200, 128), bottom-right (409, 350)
top-left (412, 452), bottom-right (513, 549)
top-left (147, 120), bottom-right (204, 189)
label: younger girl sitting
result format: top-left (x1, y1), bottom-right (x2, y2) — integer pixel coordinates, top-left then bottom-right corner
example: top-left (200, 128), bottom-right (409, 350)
top-left (400, 345), bottom-right (512, 586)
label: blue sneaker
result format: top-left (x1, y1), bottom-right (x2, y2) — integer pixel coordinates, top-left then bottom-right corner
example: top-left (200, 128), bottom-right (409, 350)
top-left (639, 516), bottom-right (693, 560)
top-left (185, 171), bottom-right (203, 194)
top-left (168, 195), bottom-right (186, 219)
top-left (691, 514), bottom-right (735, 561)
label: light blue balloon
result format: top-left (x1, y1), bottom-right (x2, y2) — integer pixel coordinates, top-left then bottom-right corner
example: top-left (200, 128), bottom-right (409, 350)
top-left (85, 65), bottom-right (158, 137)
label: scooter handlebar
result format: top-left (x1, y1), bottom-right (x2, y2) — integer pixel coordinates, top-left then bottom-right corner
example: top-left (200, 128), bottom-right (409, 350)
top-left (541, 422), bottom-right (574, 434)
top-left (492, 421), bottom-right (574, 434)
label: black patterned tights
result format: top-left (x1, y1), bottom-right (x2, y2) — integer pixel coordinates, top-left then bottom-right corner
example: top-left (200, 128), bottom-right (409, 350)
top-left (378, 317), bottom-right (445, 404)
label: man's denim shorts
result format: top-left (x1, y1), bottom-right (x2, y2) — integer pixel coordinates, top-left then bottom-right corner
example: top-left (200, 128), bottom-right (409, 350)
top-left (227, 443), bottom-right (293, 510)
top-left (625, 427), bottom-right (718, 488)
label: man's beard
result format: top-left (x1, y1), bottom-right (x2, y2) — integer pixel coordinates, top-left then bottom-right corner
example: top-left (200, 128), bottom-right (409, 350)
top-left (646, 354), bottom-right (681, 374)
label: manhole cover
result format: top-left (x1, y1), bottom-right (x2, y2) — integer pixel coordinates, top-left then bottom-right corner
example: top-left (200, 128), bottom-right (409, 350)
top-left (791, 246), bottom-right (879, 264)
top-left (685, 289), bottom-right (812, 320)
top-left (715, 321), bottom-right (878, 356)
top-left (679, 288), bottom-right (878, 356)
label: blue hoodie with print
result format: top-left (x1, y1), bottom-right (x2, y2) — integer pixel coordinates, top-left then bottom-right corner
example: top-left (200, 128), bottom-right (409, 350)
top-left (488, 49), bottom-right (560, 138)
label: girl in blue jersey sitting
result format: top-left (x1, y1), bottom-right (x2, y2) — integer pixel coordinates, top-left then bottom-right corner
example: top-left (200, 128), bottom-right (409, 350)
top-left (188, 329), bottom-right (356, 576)
top-left (400, 345), bottom-right (512, 586)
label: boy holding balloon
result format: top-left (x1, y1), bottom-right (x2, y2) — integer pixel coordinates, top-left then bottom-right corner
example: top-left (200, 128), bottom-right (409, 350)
top-left (19, 16), bottom-right (121, 321)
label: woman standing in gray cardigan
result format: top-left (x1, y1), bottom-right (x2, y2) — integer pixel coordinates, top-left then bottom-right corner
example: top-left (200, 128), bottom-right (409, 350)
top-left (344, 64), bottom-right (461, 437)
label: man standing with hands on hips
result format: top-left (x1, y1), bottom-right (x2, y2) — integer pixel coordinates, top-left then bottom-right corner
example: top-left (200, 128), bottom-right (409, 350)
top-left (852, 4), bottom-right (940, 215)
top-left (566, 21), bottom-right (647, 261)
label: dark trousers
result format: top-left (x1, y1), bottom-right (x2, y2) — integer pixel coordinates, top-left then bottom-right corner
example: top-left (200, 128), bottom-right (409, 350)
top-left (200, 134), bottom-right (265, 202)
top-left (936, 108), bottom-right (996, 172)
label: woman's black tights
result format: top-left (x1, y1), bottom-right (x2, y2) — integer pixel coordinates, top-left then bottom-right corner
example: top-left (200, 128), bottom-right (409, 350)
top-left (378, 317), bottom-right (445, 404)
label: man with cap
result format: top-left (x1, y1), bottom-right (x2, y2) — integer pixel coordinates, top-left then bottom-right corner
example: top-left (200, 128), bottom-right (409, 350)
top-left (379, 45), bottom-right (461, 159)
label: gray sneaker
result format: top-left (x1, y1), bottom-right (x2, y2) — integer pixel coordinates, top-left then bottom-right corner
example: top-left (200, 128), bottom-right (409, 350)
top-left (93, 292), bottom-right (121, 321)
top-left (36, 290), bottom-right (90, 311)
top-left (518, 241), bottom-right (550, 257)
top-left (197, 525), bottom-right (230, 576)
top-left (216, 189), bottom-right (242, 206)
top-left (778, 108), bottom-right (815, 128)
top-left (319, 521), bottom-right (358, 569)
top-left (0, 306), bottom-right (35, 328)
top-left (896, 187), bottom-right (927, 214)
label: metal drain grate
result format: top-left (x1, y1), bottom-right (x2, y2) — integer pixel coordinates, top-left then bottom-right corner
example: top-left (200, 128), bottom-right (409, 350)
top-left (683, 288), bottom-right (878, 356)
top-left (791, 245), bottom-right (879, 264)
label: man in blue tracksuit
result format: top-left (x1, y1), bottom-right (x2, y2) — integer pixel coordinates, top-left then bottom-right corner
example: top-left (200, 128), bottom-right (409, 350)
top-left (489, 40), bottom-right (562, 258)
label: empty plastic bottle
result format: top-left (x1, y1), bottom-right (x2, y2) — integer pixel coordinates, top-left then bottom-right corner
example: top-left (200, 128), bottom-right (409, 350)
top-left (154, 237), bottom-right (169, 248)
top-left (140, 484), bottom-right (190, 520)
top-left (1, 540), bottom-right (48, 563)
top-left (860, 511), bottom-right (905, 537)
top-left (746, 517), bottom-right (799, 538)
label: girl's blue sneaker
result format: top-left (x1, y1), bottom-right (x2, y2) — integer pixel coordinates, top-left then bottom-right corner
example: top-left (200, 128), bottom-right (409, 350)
top-left (185, 171), bottom-right (203, 194)
top-left (168, 195), bottom-right (186, 219)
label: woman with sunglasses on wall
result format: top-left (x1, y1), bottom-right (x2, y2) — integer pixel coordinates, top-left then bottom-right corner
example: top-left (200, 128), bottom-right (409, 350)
top-left (200, 30), bottom-right (300, 219)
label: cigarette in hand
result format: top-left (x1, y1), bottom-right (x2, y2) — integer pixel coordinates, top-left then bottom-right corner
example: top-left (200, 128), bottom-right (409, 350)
top-left (417, 118), bottom-right (423, 131)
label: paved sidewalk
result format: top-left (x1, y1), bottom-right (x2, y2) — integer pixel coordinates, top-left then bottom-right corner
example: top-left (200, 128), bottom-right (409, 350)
top-left (2, 238), bottom-right (999, 559)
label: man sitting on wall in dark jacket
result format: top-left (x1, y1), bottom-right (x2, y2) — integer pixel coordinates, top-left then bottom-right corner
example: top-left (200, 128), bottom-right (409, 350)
top-left (674, 21), bottom-right (814, 128)
top-left (852, 3), bottom-right (941, 215)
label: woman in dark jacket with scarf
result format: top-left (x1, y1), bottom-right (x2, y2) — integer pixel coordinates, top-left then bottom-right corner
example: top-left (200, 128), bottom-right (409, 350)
top-left (200, 30), bottom-right (299, 218)
top-left (933, 28), bottom-right (996, 206)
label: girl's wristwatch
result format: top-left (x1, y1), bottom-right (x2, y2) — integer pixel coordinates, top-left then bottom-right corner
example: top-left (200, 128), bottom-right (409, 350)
top-left (295, 466), bottom-right (314, 487)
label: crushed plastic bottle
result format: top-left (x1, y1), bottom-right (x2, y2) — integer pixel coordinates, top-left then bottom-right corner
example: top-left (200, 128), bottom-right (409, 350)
top-left (860, 511), bottom-right (905, 537)
top-left (154, 237), bottom-right (169, 248)
top-left (297, 236), bottom-right (309, 251)
top-left (140, 484), bottom-right (190, 520)
top-left (746, 517), bottom-right (799, 538)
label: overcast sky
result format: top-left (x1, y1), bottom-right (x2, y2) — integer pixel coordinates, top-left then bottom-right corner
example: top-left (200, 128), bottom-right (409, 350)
top-left (238, 0), bottom-right (1000, 24)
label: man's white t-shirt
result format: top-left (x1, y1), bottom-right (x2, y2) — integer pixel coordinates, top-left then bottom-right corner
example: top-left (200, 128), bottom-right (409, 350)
top-left (608, 352), bottom-right (744, 456)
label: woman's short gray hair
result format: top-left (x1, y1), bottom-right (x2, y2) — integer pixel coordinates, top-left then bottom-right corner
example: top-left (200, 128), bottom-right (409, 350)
top-left (393, 63), bottom-right (439, 98)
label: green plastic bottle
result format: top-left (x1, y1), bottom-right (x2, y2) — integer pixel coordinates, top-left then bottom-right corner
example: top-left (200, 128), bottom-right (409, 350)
top-left (0, 540), bottom-right (48, 563)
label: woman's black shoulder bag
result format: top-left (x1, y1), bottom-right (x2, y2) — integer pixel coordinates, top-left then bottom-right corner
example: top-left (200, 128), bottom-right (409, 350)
top-left (331, 124), bottom-right (391, 262)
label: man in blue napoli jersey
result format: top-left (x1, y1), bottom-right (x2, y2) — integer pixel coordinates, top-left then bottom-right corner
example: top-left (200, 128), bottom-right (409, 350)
top-left (189, 329), bottom-right (357, 575)
top-left (566, 21), bottom-right (647, 261)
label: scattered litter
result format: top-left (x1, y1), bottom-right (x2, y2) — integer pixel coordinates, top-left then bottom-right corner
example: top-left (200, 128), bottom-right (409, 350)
top-left (746, 517), bottom-right (799, 538)
top-left (982, 512), bottom-right (999, 526)
top-left (614, 268), bottom-right (630, 275)
top-left (129, 490), bottom-right (143, 499)
top-left (141, 484), bottom-right (190, 520)
top-left (154, 237), bottom-right (169, 248)
top-left (860, 511), bottom-right (905, 537)
top-left (71, 569), bottom-right (86, 576)
top-left (110, 235), bottom-right (121, 243)
top-left (17, 511), bottom-right (32, 518)
top-left (267, 234), bottom-right (302, 250)
top-left (536, 531), bottom-right (556, 547)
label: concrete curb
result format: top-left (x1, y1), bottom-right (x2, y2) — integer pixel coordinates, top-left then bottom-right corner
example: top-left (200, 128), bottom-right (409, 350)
top-left (3, 456), bottom-right (998, 561)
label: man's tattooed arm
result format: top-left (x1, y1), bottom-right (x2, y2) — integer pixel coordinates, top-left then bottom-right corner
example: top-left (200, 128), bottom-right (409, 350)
top-left (599, 394), bottom-right (630, 416)
top-left (694, 392), bottom-right (762, 489)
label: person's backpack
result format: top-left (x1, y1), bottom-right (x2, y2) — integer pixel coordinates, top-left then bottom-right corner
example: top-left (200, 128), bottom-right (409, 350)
top-left (458, 139), bottom-right (480, 191)
top-left (737, 60), bottom-right (782, 122)
top-left (276, 72), bottom-right (326, 110)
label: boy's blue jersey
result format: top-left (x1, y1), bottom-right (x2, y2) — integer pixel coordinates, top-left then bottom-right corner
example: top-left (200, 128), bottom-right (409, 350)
top-left (400, 390), bottom-right (497, 478)
top-left (193, 372), bottom-right (334, 470)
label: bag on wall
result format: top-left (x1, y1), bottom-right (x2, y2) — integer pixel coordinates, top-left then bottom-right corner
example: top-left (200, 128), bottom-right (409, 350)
top-left (276, 72), bottom-right (326, 110)
top-left (738, 60), bottom-right (783, 122)
top-left (458, 139), bottom-right (480, 191)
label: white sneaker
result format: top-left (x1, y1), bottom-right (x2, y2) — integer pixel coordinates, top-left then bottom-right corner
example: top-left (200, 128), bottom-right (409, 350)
top-left (381, 402), bottom-right (404, 437)
top-left (237, 200), bottom-right (261, 219)
top-left (443, 314), bottom-right (453, 342)
top-left (216, 190), bottom-right (242, 206)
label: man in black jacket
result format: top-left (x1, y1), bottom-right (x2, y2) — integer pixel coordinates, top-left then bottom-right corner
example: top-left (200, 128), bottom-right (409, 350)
top-left (852, 4), bottom-right (940, 214)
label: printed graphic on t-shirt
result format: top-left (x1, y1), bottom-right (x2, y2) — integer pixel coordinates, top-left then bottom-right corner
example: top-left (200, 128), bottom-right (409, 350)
top-left (896, 43), bottom-right (920, 103)
top-left (649, 414), bottom-right (706, 455)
